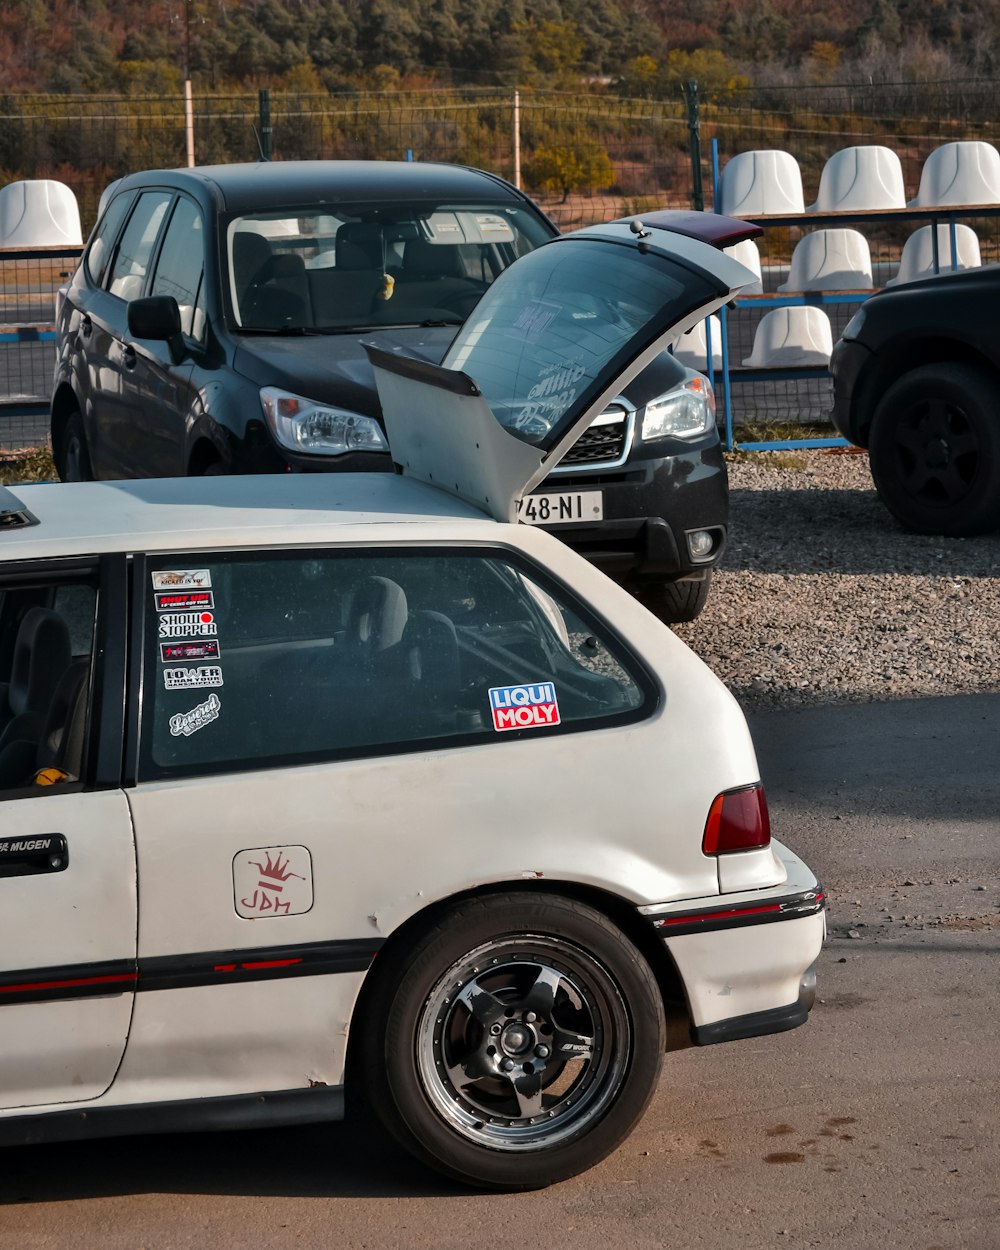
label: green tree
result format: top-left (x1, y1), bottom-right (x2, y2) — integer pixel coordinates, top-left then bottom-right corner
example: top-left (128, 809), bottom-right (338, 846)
top-left (524, 142), bottom-right (615, 201)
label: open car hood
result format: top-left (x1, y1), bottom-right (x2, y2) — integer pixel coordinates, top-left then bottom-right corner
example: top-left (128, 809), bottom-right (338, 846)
top-left (366, 214), bottom-right (759, 522)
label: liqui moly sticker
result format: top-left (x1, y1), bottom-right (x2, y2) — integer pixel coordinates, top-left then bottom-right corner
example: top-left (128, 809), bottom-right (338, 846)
top-left (488, 682), bottom-right (560, 732)
top-left (151, 569), bottom-right (212, 590)
top-left (169, 692), bottom-right (221, 737)
top-left (163, 665), bottom-right (224, 691)
top-left (160, 639), bottom-right (221, 663)
top-left (159, 611), bottom-right (217, 639)
top-left (155, 590), bottom-right (214, 612)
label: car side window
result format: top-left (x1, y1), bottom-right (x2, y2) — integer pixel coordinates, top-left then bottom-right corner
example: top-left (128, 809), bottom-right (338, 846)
top-left (85, 192), bottom-right (135, 289)
top-left (138, 550), bottom-right (651, 781)
top-left (108, 191), bottom-right (173, 301)
top-left (150, 197), bottom-right (207, 341)
top-left (0, 576), bottom-right (97, 797)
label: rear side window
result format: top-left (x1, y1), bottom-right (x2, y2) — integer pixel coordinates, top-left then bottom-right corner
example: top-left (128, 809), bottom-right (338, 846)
top-left (85, 192), bottom-right (134, 288)
top-left (138, 549), bottom-right (651, 781)
top-left (108, 191), bottom-right (173, 301)
top-left (151, 197), bottom-right (206, 339)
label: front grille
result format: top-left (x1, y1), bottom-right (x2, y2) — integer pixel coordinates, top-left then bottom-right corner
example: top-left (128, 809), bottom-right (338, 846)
top-left (559, 405), bottom-right (629, 468)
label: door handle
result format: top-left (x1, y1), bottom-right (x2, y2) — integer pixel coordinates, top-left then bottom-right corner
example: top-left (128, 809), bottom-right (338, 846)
top-left (0, 834), bottom-right (68, 877)
top-left (122, 345), bottom-right (137, 371)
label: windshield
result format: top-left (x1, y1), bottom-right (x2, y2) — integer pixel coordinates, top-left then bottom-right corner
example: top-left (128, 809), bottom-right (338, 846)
top-left (226, 204), bottom-right (552, 333)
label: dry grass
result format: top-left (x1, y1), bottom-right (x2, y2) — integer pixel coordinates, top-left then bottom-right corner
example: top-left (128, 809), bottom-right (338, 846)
top-left (0, 447), bottom-right (57, 485)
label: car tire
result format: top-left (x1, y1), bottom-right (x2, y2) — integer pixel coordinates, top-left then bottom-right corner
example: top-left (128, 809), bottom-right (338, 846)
top-left (633, 572), bottom-right (712, 624)
top-left (359, 893), bottom-right (665, 1190)
top-left (868, 362), bottom-right (1000, 536)
top-left (56, 411), bottom-right (94, 483)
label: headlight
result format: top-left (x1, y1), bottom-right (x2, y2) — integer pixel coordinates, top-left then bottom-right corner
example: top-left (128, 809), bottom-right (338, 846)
top-left (260, 387), bottom-right (389, 456)
top-left (640, 375), bottom-right (716, 442)
top-left (841, 307), bottom-right (867, 341)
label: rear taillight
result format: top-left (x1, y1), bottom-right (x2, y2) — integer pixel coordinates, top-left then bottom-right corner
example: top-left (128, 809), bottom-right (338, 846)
top-left (703, 783), bottom-right (771, 855)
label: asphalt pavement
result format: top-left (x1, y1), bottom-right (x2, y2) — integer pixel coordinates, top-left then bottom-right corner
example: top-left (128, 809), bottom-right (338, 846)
top-left (1, 693), bottom-right (998, 1250)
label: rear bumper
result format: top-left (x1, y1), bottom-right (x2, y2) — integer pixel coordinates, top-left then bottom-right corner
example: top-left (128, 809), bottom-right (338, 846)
top-left (829, 337), bottom-right (872, 445)
top-left (642, 856), bottom-right (826, 1045)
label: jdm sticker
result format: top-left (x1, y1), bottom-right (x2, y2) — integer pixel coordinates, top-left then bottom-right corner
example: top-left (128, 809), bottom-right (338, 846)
top-left (159, 611), bottom-right (217, 639)
top-left (152, 569), bottom-right (212, 590)
top-left (168, 692), bottom-right (221, 737)
top-left (234, 845), bottom-right (314, 918)
top-left (155, 590), bottom-right (214, 612)
top-left (488, 681), bottom-right (560, 732)
top-left (160, 639), bottom-right (221, 663)
top-left (163, 665), bottom-right (223, 691)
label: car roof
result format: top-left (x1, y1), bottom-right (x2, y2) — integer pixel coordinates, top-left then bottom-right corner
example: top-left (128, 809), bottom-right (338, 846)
top-left (1, 474), bottom-right (497, 561)
top-left (116, 160), bottom-right (529, 215)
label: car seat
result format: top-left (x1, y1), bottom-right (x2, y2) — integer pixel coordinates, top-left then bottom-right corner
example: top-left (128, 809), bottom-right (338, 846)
top-left (0, 656), bottom-right (87, 789)
top-left (0, 607), bottom-right (72, 749)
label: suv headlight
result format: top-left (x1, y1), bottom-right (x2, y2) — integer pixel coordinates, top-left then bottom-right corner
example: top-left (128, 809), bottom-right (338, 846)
top-left (640, 375), bottom-right (716, 442)
top-left (260, 387), bottom-right (389, 456)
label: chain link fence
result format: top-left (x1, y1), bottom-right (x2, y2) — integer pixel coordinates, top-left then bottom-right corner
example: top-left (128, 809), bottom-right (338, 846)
top-left (3, 80), bottom-right (1000, 444)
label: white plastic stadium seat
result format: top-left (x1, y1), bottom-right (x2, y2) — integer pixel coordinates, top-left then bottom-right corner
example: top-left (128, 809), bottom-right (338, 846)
top-left (0, 180), bottom-right (83, 247)
top-left (909, 141), bottom-right (1000, 207)
top-left (778, 229), bottom-right (873, 291)
top-left (885, 224), bottom-right (982, 286)
top-left (742, 307), bottom-right (833, 368)
top-left (672, 316), bottom-right (723, 370)
top-left (808, 145), bottom-right (906, 212)
top-left (717, 150), bottom-right (805, 216)
top-left (723, 238), bottom-right (763, 293)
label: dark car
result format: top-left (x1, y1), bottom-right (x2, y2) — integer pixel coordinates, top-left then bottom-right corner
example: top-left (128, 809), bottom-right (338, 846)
top-left (830, 265), bottom-right (1000, 536)
top-left (52, 161), bottom-right (736, 621)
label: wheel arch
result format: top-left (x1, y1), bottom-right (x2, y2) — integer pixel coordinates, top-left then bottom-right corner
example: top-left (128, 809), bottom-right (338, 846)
top-left (49, 382), bottom-right (81, 460)
top-left (851, 335), bottom-right (1000, 446)
top-left (346, 877), bottom-right (691, 1094)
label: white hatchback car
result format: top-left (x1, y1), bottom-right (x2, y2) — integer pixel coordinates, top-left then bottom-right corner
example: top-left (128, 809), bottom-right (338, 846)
top-left (0, 216), bottom-right (824, 1190)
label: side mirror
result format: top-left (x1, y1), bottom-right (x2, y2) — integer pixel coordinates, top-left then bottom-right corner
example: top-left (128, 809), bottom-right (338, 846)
top-left (128, 296), bottom-right (186, 364)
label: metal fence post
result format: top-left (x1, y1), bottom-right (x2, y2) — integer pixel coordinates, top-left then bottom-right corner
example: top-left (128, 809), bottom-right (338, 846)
top-left (513, 89), bottom-right (521, 189)
top-left (258, 88), bottom-right (273, 161)
top-left (684, 79), bottom-right (704, 212)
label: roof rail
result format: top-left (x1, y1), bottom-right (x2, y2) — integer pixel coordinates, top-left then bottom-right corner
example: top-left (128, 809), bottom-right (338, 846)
top-left (0, 487), bottom-right (39, 530)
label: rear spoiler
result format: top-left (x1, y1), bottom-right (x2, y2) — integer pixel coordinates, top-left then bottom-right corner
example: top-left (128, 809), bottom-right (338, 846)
top-left (609, 210), bottom-right (762, 249)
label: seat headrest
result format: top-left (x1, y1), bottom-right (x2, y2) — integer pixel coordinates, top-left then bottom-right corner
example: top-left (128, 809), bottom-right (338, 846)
top-left (347, 576), bottom-right (408, 651)
top-left (336, 223), bottom-right (385, 271)
top-left (9, 607), bottom-right (71, 718)
top-left (403, 239), bottom-right (463, 279)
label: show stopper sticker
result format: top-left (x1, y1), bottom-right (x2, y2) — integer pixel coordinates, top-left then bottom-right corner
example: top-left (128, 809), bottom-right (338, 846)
top-left (169, 692), bottom-right (221, 737)
top-left (151, 569), bottom-right (212, 591)
top-left (158, 611), bottom-right (217, 639)
top-left (488, 681), bottom-right (560, 732)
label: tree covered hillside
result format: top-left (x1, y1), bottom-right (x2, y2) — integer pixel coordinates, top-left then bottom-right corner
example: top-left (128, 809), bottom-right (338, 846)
top-left (2, 0), bottom-right (1000, 94)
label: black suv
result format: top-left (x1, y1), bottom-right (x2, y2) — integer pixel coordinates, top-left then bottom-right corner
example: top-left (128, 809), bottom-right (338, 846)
top-left (52, 161), bottom-right (731, 621)
top-left (831, 265), bottom-right (1000, 537)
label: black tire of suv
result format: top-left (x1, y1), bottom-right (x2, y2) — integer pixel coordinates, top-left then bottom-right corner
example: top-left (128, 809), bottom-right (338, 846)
top-left (633, 572), bottom-right (712, 624)
top-left (56, 411), bottom-right (94, 483)
top-left (868, 362), bottom-right (1000, 536)
top-left (358, 892), bottom-right (665, 1191)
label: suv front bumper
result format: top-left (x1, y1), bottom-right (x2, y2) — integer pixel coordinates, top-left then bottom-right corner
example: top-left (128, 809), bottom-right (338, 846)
top-left (526, 440), bottom-right (728, 583)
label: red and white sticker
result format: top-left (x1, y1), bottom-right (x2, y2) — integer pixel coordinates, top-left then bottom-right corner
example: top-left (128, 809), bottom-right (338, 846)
top-left (234, 845), bottom-right (314, 919)
top-left (155, 590), bottom-right (214, 612)
top-left (488, 681), bottom-right (560, 732)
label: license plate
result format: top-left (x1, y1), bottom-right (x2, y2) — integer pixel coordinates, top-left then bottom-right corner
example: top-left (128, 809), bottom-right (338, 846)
top-left (517, 490), bottom-right (603, 525)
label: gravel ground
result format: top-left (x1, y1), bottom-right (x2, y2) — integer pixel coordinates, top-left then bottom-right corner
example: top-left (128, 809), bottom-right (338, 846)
top-left (672, 448), bottom-right (1000, 713)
